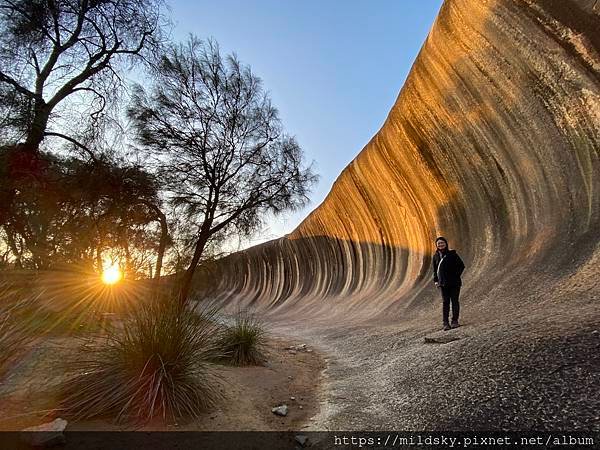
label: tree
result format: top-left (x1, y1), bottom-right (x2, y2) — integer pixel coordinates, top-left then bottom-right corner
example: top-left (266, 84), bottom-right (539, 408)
top-left (128, 37), bottom-right (318, 304)
top-left (0, 145), bottom-right (165, 273)
top-left (0, 0), bottom-right (165, 152)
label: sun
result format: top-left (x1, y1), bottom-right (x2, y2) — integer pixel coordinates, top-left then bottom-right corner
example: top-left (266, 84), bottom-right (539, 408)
top-left (101, 262), bottom-right (123, 285)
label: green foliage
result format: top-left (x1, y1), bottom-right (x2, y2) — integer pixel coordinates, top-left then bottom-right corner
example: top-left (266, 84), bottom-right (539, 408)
top-left (59, 294), bottom-right (225, 423)
top-left (216, 309), bottom-right (267, 366)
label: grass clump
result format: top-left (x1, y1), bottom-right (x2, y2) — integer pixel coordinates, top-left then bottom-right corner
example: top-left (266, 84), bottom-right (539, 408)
top-left (59, 293), bottom-right (225, 423)
top-left (0, 281), bottom-right (38, 373)
top-left (216, 309), bottom-right (267, 366)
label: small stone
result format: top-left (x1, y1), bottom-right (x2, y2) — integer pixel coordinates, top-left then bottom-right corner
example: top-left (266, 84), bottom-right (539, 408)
top-left (271, 405), bottom-right (288, 416)
top-left (21, 418), bottom-right (68, 447)
top-left (424, 335), bottom-right (461, 344)
top-left (295, 434), bottom-right (308, 446)
top-left (285, 344), bottom-right (308, 352)
top-left (299, 405), bottom-right (303, 409)
top-left (288, 350), bottom-right (297, 355)
top-left (290, 396), bottom-right (296, 401)
top-left (592, 330), bottom-right (598, 335)
top-left (288, 375), bottom-right (293, 379)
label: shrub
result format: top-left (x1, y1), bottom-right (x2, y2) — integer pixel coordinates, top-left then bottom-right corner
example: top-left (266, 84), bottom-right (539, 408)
top-left (59, 293), bottom-right (225, 423)
top-left (216, 309), bottom-right (267, 366)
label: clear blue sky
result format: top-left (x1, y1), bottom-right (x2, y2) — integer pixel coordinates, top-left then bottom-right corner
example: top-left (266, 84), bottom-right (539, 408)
top-left (168, 1), bottom-right (444, 247)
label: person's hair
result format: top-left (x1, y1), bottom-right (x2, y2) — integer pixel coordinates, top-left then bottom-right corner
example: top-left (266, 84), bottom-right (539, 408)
top-left (435, 236), bottom-right (448, 245)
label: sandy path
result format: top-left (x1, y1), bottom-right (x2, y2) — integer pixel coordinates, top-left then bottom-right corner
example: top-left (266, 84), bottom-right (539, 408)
top-left (0, 334), bottom-right (326, 431)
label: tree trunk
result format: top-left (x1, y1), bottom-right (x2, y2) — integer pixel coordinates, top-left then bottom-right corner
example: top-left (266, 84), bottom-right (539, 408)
top-left (178, 228), bottom-right (211, 306)
top-left (25, 102), bottom-right (50, 151)
top-left (5, 229), bottom-right (22, 269)
top-left (154, 209), bottom-right (168, 282)
top-left (96, 247), bottom-right (103, 273)
top-left (123, 239), bottom-right (131, 276)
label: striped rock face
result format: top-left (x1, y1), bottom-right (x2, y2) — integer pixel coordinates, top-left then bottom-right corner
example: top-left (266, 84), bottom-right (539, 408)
top-left (196, 0), bottom-right (599, 321)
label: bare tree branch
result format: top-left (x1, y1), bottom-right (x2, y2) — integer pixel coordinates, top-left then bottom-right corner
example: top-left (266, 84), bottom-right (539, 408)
top-left (0, 71), bottom-right (36, 98)
top-left (43, 131), bottom-right (97, 163)
top-left (0, 0), bottom-right (166, 150)
top-left (127, 36), bottom-right (318, 304)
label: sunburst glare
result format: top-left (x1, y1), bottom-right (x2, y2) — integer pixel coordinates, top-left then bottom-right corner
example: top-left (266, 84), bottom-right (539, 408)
top-left (101, 262), bottom-right (123, 285)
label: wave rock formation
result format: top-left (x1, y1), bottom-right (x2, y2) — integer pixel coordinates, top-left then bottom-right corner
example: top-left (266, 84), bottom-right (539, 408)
top-left (195, 0), bottom-right (599, 431)
top-left (200, 0), bottom-right (599, 322)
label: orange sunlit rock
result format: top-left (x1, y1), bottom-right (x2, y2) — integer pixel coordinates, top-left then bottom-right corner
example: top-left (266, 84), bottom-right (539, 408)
top-left (192, 0), bottom-right (599, 320)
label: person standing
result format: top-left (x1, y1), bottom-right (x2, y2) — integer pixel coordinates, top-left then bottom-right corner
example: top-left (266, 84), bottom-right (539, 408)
top-left (432, 236), bottom-right (465, 331)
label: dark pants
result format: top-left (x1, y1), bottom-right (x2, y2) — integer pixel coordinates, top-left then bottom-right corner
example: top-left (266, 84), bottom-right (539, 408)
top-left (441, 285), bottom-right (460, 324)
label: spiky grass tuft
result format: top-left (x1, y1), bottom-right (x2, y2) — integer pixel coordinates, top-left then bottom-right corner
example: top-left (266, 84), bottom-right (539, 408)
top-left (0, 281), bottom-right (38, 373)
top-left (217, 309), bottom-right (267, 366)
top-left (59, 294), bottom-right (225, 423)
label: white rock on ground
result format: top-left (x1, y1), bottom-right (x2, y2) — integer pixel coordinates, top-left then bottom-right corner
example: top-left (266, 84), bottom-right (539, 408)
top-left (271, 405), bottom-right (288, 416)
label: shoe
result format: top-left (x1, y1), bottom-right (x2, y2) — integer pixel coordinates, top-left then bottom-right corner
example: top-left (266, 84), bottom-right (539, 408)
top-left (451, 320), bottom-right (460, 328)
top-left (443, 323), bottom-right (451, 331)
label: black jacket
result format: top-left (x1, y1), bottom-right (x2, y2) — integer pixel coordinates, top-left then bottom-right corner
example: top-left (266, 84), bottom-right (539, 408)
top-left (432, 249), bottom-right (465, 287)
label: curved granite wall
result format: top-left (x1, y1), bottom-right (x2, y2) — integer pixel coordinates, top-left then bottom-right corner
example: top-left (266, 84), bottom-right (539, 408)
top-left (197, 0), bottom-right (600, 321)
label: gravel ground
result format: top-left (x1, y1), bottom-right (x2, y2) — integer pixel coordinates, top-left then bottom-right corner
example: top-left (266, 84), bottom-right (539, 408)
top-left (269, 303), bottom-right (600, 432)
top-left (263, 244), bottom-right (600, 432)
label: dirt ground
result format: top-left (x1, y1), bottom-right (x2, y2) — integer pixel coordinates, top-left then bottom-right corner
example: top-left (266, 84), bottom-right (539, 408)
top-left (0, 334), bottom-right (326, 431)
